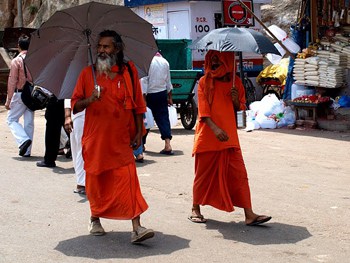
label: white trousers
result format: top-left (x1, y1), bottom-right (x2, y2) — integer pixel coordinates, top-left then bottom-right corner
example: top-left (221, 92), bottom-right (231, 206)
top-left (7, 93), bottom-right (34, 155)
top-left (59, 127), bottom-right (69, 149)
top-left (70, 112), bottom-right (85, 186)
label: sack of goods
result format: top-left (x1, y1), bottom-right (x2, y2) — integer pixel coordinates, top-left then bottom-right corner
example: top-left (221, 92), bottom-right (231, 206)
top-left (21, 82), bottom-right (52, 111)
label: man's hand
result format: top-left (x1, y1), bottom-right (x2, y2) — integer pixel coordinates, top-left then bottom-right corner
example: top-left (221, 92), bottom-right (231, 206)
top-left (90, 87), bottom-right (102, 102)
top-left (5, 101), bottom-right (10, 110)
top-left (167, 91), bottom-right (173, 105)
top-left (64, 116), bottom-right (73, 133)
top-left (64, 108), bottom-right (73, 133)
top-left (130, 132), bottom-right (142, 150)
top-left (74, 86), bottom-right (103, 114)
top-left (204, 117), bottom-right (229, 142)
top-left (212, 126), bottom-right (229, 142)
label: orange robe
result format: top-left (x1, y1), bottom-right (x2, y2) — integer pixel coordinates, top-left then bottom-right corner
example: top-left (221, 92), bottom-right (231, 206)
top-left (71, 62), bottom-right (148, 219)
top-left (192, 76), bottom-right (252, 212)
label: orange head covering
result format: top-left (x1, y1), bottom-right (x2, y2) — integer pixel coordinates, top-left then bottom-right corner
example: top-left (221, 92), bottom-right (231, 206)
top-left (203, 50), bottom-right (235, 104)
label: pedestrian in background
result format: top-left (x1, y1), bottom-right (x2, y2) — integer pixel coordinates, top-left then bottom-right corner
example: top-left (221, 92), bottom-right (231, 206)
top-left (64, 99), bottom-right (86, 194)
top-left (133, 77), bottom-right (148, 162)
top-left (58, 126), bottom-right (69, 156)
top-left (189, 50), bottom-right (271, 226)
top-left (71, 30), bottom-right (154, 243)
top-left (36, 97), bottom-right (65, 168)
top-left (5, 34), bottom-right (33, 157)
top-left (144, 52), bottom-right (174, 155)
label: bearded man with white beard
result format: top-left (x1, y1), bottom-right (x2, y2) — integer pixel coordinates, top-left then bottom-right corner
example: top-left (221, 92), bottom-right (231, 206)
top-left (71, 30), bottom-right (154, 243)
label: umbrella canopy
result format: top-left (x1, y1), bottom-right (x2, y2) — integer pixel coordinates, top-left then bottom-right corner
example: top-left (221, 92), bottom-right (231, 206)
top-left (25, 2), bottom-right (158, 99)
top-left (190, 27), bottom-right (280, 55)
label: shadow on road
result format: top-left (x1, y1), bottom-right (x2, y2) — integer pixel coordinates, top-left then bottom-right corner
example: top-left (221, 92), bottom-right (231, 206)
top-left (145, 150), bottom-right (184, 157)
top-left (55, 231), bottom-right (190, 259)
top-left (150, 127), bottom-right (195, 136)
top-left (12, 156), bottom-right (75, 174)
top-left (205, 220), bottom-right (312, 245)
top-left (52, 167), bottom-right (75, 175)
top-left (253, 127), bottom-right (350, 142)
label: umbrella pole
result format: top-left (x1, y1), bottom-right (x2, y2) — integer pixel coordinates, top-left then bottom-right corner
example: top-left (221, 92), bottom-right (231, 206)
top-left (88, 46), bottom-right (98, 86)
top-left (85, 29), bottom-right (100, 97)
top-left (85, 31), bottom-right (97, 86)
top-left (238, 52), bottom-right (244, 83)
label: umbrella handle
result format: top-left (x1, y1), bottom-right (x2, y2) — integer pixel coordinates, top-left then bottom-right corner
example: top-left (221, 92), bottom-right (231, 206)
top-left (95, 84), bottom-right (101, 98)
top-left (84, 29), bottom-right (100, 98)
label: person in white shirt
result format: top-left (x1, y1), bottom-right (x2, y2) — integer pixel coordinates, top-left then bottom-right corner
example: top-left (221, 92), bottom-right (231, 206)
top-left (144, 52), bottom-right (174, 155)
top-left (64, 99), bottom-right (86, 194)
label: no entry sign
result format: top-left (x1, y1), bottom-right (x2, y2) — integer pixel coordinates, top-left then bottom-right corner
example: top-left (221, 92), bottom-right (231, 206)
top-left (223, 0), bottom-right (255, 27)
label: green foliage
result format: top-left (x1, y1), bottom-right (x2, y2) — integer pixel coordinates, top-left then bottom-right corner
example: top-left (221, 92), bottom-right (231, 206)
top-left (28, 5), bottom-right (38, 15)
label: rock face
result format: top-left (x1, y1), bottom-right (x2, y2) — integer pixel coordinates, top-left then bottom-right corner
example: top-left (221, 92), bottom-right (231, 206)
top-left (261, 0), bottom-right (300, 34)
top-left (0, 0), bottom-right (124, 29)
top-left (1, 0), bottom-right (299, 31)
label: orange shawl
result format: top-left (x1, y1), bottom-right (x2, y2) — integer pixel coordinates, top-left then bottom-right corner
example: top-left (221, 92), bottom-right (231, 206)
top-left (193, 51), bottom-right (246, 155)
top-left (71, 61), bottom-right (146, 175)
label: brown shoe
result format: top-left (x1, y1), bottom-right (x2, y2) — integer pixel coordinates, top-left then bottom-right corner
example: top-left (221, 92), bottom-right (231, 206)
top-left (88, 219), bottom-right (105, 236)
top-left (131, 226), bottom-right (154, 243)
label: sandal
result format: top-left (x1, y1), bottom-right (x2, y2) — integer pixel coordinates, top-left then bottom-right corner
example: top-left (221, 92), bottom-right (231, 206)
top-left (188, 215), bottom-right (207, 223)
top-left (246, 215), bottom-right (272, 226)
top-left (135, 154), bottom-right (144, 163)
top-left (73, 186), bottom-right (86, 195)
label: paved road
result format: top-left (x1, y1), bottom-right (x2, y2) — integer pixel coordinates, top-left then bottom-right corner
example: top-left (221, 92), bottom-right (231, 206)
top-left (0, 106), bottom-right (350, 263)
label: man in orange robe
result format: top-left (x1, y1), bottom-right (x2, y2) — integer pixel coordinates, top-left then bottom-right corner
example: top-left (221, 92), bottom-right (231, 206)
top-left (189, 50), bottom-right (271, 226)
top-left (71, 30), bottom-right (154, 243)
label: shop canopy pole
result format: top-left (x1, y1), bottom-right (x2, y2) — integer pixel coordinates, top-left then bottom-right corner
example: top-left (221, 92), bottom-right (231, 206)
top-left (310, 0), bottom-right (318, 42)
top-left (236, 0), bottom-right (296, 59)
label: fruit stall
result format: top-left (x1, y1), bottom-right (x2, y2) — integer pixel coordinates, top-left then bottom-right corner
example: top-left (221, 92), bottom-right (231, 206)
top-left (289, 95), bottom-right (331, 128)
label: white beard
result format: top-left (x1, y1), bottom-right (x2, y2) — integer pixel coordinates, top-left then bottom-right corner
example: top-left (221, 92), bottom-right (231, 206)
top-left (96, 53), bottom-right (116, 75)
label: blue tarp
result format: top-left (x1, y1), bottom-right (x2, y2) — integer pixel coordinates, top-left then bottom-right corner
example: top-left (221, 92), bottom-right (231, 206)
top-left (282, 11), bottom-right (310, 100)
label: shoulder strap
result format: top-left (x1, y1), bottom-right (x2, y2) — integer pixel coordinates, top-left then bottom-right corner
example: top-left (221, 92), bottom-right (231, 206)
top-left (125, 61), bottom-right (134, 87)
top-left (20, 56), bottom-right (28, 79)
top-left (125, 61), bottom-right (137, 102)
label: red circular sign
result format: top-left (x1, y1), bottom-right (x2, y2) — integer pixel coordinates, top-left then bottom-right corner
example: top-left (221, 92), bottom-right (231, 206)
top-left (229, 3), bottom-right (247, 23)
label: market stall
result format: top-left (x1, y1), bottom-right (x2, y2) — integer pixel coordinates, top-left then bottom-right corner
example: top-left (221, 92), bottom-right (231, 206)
top-left (284, 0), bottom-right (350, 129)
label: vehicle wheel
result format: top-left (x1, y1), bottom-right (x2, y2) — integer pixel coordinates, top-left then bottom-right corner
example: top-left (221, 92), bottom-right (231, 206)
top-left (244, 77), bottom-right (256, 107)
top-left (180, 98), bottom-right (197, 130)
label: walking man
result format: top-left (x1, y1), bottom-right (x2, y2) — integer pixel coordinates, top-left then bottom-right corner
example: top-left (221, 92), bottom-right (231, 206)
top-left (189, 50), bottom-right (271, 226)
top-left (64, 99), bottom-right (86, 194)
top-left (5, 34), bottom-right (33, 157)
top-left (71, 30), bottom-right (154, 243)
top-left (144, 52), bottom-right (174, 155)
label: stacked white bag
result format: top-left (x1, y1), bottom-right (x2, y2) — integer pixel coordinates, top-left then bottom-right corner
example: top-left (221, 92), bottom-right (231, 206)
top-left (293, 58), bottom-right (306, 85)
top-left (293, 57), bottom-right (320, 87)
top-left (293, 51), bottom-right (346, 88)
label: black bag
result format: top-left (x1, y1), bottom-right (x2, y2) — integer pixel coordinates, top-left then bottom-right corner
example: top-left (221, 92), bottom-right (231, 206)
top-left (21, 81), bottom-right (50, 111)
top-left (20, 57), bottom-right (50, 111)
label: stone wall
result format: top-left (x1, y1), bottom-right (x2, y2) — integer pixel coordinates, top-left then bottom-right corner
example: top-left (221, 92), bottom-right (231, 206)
top-left (0, 0), bottom-right (298, 30)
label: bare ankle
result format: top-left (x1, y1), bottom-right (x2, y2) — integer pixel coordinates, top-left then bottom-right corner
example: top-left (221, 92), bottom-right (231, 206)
top-left (91, 216), bottom-right (99, 222)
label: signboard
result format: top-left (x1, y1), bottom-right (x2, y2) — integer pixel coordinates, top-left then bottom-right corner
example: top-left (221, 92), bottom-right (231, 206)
top-left (143, 4), bottom-right (165, 24)
top-left (223, 0), bottom-right (255, 27)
